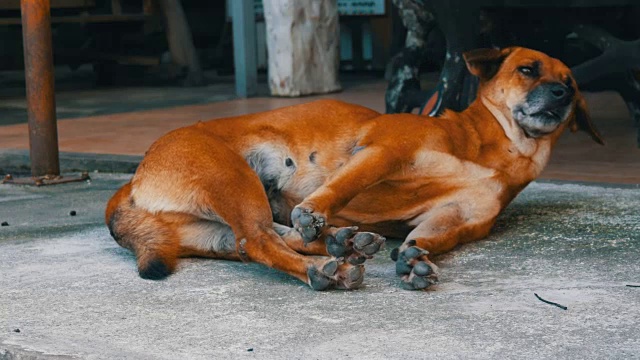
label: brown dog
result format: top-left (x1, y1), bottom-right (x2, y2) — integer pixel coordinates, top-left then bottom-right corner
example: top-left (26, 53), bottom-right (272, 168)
top-left (106, 47), bottom-right (603, 290)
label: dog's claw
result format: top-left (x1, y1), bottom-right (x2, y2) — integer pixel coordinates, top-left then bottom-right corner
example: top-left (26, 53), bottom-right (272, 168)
top-left (326, 227), bottom-right (385, 264)
top-left (291, 206), bottom-right (326, 243)
top-left (394, 244), bottom-right (439, 290)
top-left (307, 260), bottom-right (365, 291)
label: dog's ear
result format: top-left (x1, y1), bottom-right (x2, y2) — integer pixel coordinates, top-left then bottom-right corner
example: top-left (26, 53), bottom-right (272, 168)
top-left (568, 92), bottom-right (605, 145)
top-left (463, 48), bottom-right (513, 81)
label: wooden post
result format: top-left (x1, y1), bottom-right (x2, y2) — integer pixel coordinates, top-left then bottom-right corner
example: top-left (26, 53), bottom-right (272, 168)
top-left (263, 0), bottom-right (341, 97)
top-left (20, 0), bottom-right (60, 177)
top-left (231, 0), bottom-right (257, 98)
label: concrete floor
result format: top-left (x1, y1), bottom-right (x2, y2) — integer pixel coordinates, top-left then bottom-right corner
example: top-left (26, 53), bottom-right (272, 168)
top-left (1, 174), bottom-right (639, 359)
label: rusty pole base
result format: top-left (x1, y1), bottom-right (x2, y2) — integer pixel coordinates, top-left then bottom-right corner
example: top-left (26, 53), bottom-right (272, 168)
top-left (2, 172), bottom-right (90, 186)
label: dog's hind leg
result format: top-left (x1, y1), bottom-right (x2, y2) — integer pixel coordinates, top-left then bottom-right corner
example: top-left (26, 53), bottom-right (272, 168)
top-left (129, 130), bottom-right (365, 290)
top-left (201, 193), bottom-right (365, 290)
top-left (273, 223), bottom-right (386, 265)
top-left (202, 170), bottom-right (364, 289)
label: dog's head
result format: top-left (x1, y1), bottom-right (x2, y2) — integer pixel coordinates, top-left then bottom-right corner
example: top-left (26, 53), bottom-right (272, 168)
top-left (464, 47), bottom-right (604, 145)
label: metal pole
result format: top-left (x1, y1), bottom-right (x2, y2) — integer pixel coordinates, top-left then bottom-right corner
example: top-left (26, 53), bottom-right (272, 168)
top-left (20, 0), bottom-right (60, 177)
top-left (232, 0), bottom-right (257, 98)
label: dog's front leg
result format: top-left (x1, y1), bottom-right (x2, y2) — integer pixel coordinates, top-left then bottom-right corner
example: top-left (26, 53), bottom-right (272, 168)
top-left (391, 203), bottom-right (498, 290)
top-left (291, 145), bottom-right (403, 243)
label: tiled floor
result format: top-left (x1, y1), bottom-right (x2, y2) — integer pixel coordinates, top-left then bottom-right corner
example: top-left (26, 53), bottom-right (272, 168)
top-left (1, 79), bottom-right (638, 184)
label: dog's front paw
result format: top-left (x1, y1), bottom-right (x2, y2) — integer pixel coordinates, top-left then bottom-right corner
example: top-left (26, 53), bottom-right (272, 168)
top-left (325, 227), bottom-right (386, 265)
top-left (291, 206), bottom-right (326, 244)
top-left (307, 259), bottom-right (365, 291)
top-left (391, 241), bottom-right (439, 290)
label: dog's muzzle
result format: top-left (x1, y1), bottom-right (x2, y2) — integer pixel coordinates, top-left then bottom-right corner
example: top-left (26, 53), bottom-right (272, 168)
top-left (513, 82), bottom-right (574, 137)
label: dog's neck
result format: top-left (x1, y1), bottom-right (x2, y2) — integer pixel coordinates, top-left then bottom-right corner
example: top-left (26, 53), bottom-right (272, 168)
top-left (473, 96), bottom-right (554, 181)
top-left (480, 96), bottom-right (542, 157)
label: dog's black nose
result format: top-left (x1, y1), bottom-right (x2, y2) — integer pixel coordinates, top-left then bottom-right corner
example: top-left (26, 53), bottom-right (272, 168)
top-left (549, 82), bottom-right (572, 100)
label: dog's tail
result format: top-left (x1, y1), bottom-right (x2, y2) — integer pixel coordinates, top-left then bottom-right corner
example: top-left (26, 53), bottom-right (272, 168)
top-left (105, 183), bottom-right (180, 280)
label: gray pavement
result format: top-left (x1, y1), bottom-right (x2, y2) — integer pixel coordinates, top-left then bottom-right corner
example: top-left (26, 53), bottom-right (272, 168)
top-left (1, 174), bottom-right (639, 359)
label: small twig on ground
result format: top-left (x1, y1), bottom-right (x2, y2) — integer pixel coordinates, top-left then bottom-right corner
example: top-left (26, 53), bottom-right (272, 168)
top-left (534, 293), bottom-right (568, 310)
top-left (626, 285), bottom-right (640, 288)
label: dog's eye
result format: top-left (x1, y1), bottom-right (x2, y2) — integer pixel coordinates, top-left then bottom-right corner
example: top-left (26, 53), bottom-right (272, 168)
top-left (518, 66), bottom-right (536, 77)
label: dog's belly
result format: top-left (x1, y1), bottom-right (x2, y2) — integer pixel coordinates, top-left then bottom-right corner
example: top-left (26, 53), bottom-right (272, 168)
top-left (242, 139), bottom-right (364, 224)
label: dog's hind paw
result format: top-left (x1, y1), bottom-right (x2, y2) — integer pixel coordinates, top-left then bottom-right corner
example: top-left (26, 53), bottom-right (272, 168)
top-left (307, 259), bottom-right (365, 291)
top-left (325, 227), bottom-right (386, 265)
top-left (291, 206), bottom-right (326, 244)
top-left (391, 242), bottom-right (439, 290)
